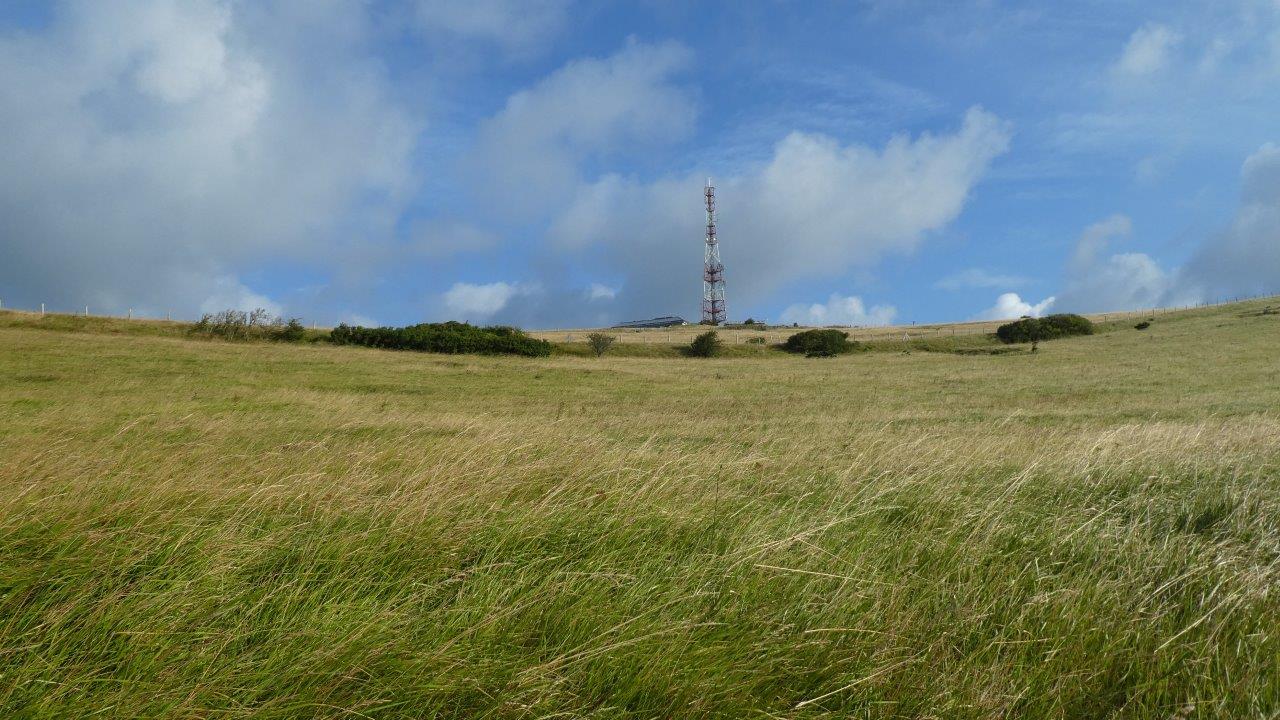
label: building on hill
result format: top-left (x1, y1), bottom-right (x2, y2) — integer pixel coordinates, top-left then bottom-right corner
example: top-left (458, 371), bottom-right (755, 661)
top-left (612, 316), bottom-right (688, 329)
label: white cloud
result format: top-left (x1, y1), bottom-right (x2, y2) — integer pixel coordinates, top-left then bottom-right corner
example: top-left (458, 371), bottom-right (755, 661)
top-left (0, 1), bottom-right (418, 320)
top-left (780, 293), bottom-right (897, 327)
top-left (1115, 24), bottom-right (1182, 77)
top-left (547, 107), bottom-right (1011, 322)
top-left (936, 268), bottom-right (1029, 290)
top-left (1179, 142), bottom-right (1280, 297)
top-left (586, 283), bottom-right (617, 301)
top-left (1054, 142), bottom-right (1280, 314)
top-left (475, 40), bottom-right (696, 218)
top-left (1054, 215), bottom-right (1180, 313)
top-left (973, 292), bottom-right (1054, 321)
top-left (1070, 215), bottom-right (1134, 273)
top-left (443, 281), bottom-right (538, 320)
top-left (413, 0), bottom-right (569, 53)
top-left (199, 276), bottom-right (283, 317)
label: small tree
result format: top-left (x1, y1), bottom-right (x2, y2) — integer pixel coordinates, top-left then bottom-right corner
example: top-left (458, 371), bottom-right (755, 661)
top-left (688, 330), bottom-right (722, 357)
top-left (586, 332), bottom-right (616, 358)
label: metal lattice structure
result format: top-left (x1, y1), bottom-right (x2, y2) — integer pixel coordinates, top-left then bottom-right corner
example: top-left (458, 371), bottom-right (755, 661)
top-left (701, 178), bottom-right (726, 325)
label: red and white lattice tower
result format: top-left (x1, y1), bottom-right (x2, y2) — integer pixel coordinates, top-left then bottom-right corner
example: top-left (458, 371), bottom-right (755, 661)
top-left (701, 178), bottom-right (726, 325)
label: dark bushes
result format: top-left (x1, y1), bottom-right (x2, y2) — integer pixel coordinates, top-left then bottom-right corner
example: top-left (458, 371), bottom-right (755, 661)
top-left (996, 314), bottom-right (1095, 344)
top-left (586, 332), bottom-right (616, 358)
top-left (783, 329), bottom-right (859, 357)
top-left (687, 330), bottom-right (722, 357)
top-left (1134, 321), bottom-right (1151, 330)
top-left (191, 309), bottom-right (307, 342)
top-left (329, 321), bottom-right (551, 357)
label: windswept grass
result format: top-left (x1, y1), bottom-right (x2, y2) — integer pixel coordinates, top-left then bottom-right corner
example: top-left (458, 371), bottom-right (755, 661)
top-left (1, 299), bottom-right (1278, 717)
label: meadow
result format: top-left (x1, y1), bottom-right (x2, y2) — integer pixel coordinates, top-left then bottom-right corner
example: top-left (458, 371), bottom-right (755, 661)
top-left (0, 300), bottom-right (1278, 718)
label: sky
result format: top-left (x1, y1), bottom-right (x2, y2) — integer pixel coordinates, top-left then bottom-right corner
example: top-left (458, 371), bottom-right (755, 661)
top-left (1, 0), bottom-right (1278, 329)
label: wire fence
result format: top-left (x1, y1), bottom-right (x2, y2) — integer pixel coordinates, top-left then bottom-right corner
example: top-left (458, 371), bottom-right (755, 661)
top-left (0, 300), bottom-right (325, 329)
top-left (528, 293), bottom-right (1280, 345)
top-left (2, 292), bottom-right (1275, 345)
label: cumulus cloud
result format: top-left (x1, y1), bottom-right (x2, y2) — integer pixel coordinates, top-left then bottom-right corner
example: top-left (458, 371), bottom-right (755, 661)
top-left (544, 107), bottom-right (1011, 324)
top-left (779, 293), bottom-right (896, 327)
top-left (443, 281), bottom-right (538, 320)
top-left (1115, 24), bottom-right (1181, 77)
top-left (0, 1), bottom-right (417, 319)
top-left (1054, 215), bottom-right (1177, 313)
top-left (936, 268), bottom-right (1029, 290)
top-left (475, 40), bottom-right (696, 218)
top-left (1069, 215), bottom-right (1134, 273)
top-left (1179, 143), bottom-right (1280, 298)
top-left (1055, 144), bottom-right (1280, 314)
top-left (973, 292), bottom-right (1054, 321)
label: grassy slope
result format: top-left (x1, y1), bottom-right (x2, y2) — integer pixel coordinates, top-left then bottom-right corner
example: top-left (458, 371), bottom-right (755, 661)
top-left (0, 301), bottom-right (1278, 718)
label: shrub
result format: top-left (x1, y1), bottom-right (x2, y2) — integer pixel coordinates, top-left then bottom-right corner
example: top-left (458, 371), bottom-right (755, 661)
top-left (746, 337), bottom-right (766, 345)
top-left (1134, 321), bottom-right (1151, 330)
top-left (996, 314), bottom-right (1095, 344)
top-left (782, 328), bottom-right (858, 357)
top-left (329, 321), bottom-right (551, 357)
top-left (190, 308), bottom-right (305, 342)
top-left (688, 330), bottom-right (722, 358)
top-left (586, 332), bottom-right (616, 358)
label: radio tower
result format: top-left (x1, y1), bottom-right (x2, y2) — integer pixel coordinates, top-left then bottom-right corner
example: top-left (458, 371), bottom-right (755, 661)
top-left (702, 178), bottom-right (726, 325)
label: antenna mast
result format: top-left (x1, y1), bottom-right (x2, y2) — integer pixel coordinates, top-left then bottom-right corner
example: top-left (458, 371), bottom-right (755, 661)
top-left (702, 178), bottom-right (726, 325)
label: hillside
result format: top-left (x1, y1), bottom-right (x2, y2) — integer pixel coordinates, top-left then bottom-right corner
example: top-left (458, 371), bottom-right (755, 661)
top-left (1, 299), bottom-right (1278, 717)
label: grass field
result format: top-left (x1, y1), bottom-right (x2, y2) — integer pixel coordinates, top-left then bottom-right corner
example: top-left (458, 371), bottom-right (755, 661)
top-left (1, 300), bottom-right (1278, 718)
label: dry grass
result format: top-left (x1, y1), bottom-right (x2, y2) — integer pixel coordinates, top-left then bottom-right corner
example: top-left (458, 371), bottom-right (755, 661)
top-left (0, 300), bottom-right (1278, 717)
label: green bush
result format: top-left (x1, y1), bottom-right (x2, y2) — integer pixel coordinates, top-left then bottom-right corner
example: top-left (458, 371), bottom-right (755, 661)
top-left (688, 330), bottom-right (722, 358)
top-left (329, 321), bottom-right (551, 357)
top-left (782, 328), bottom-right (858, 357)
top-left (586, 332), bottom-right (616, 358)
top-left (996, 314), bottom-right (1095, 344)
top-left (1134, 321), bottom-right (1151, 330)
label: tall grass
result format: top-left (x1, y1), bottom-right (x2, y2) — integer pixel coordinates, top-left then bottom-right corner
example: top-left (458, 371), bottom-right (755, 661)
top-left (1, 299), bottom-right (1278, 717)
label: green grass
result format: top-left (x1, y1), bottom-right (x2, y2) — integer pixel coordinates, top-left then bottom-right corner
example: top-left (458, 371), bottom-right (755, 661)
top-left (1, 300), bottom-right (1278, 717)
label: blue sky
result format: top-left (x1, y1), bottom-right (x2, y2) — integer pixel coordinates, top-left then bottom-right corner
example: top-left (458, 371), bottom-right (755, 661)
top-left (2, 1), bottom-right (1278, 328)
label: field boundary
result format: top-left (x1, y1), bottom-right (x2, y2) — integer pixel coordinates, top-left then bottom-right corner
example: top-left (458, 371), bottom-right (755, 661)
top-left (2, 292), bottom-right (1276, 346)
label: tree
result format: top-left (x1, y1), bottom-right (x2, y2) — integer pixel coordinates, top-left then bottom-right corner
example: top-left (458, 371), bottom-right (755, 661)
top-left (688, 330), bottom-right (722, 357)
top-left (586, 332), bottom-right (616, 358)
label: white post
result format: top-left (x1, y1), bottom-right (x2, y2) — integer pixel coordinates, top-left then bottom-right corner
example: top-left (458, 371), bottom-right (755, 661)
top-left (167, 311), bottom-right (171, 322)
top-left (40, 303), bottom-right (45, 317)
top-left (85, 306), bottom-right (89, 317)
top-left (128, 308), bottom-right (132, 320)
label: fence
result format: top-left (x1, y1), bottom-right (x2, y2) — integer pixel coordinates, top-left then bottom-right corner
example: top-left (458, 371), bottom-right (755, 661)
top-left (528, 294), bottom-right (1280, 346)
top-left (0, 301), bottom-right (324, 330)
top-left (2, 292), bottom-right (1275, 344)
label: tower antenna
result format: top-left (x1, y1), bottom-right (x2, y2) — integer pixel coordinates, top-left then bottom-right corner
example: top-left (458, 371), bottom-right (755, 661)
top-left (702, 178), bottom-right (726, 325)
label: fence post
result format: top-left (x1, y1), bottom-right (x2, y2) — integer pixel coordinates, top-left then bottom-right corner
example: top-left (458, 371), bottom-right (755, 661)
top-left (85, 306), bottom-right (89, 317)
top-left (41, 303), bottom-right (45, 317)
top-left (128, 308), bottom-right (133, 320)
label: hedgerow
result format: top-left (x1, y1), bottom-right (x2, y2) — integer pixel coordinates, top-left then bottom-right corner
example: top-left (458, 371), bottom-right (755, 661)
top-left (996, 314), bottom-right (1095, 344)
top-left (782, 329), bottom-right (859, 357)
top-left (190, 309), bottom-right (307, 342)
top-left (329, 321), bottom-right (551, 357)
